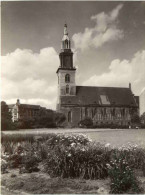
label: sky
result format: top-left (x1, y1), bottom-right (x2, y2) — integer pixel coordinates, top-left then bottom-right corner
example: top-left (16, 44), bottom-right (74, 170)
top-left (1, 1), bottom-right (145, 109)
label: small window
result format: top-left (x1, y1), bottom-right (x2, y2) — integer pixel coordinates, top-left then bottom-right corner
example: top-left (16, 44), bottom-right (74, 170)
top-left (100, 95), bottom-right (110, 105)
top-left (65, 74), bottom-right (70, 83)
top-left (66, 85), bottom-right (69, 94)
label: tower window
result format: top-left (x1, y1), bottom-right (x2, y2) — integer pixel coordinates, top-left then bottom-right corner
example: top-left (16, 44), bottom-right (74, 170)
top-left (65, 40), bottom-right (68, 49)
top-left (66, 85), bottom-right (69, 94)
top-left (65, 74), bottom-right (70, 83)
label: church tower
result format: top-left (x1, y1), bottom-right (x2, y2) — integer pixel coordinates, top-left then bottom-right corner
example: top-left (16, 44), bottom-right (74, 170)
top-left (57, 24), bottom-right (76, 106)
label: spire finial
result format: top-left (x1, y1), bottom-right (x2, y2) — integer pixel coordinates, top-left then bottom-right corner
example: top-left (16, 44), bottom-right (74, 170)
top-left (64, 23), bottom-right (68, 35)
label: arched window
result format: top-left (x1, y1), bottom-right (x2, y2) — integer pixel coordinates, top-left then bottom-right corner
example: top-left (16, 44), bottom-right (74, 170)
top-left (65, 40), bottom-right (68, 49)
top-left (68, 111), bottom-right (72, 122)
top-left (66, 85), bottom-right (69, 94)
top-left (85, 108), bottom-right (88, 117)
top-left (65, 74), bottom-right (70, 83)
top-left (80, 108), bottom-right (82, 120)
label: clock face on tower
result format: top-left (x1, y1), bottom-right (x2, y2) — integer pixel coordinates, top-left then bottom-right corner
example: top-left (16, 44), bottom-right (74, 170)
top-left (64, 56), bottom-right (71, 68)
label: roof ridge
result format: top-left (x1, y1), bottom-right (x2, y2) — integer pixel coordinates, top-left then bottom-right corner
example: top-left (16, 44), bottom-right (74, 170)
top-left (20, 104), bottom-right (40, 106)
top-left (76, 85), bottom-right (129, 89)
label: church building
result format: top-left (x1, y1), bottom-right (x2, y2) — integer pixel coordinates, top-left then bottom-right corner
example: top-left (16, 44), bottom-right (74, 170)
top-left (56, 24), bottom-right (139, 127)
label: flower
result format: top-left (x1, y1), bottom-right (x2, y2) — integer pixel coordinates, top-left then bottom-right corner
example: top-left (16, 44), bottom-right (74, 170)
top-left (106, 163), bottom-right (111, 169)
top-left (70, 143), bottom-right (76, 147)
top-left (105, 143), bottom-right (110, 147)
top-left (81, 148), bottom-right (85, 152)
top-left (88, 138), bottom-right (92, 142)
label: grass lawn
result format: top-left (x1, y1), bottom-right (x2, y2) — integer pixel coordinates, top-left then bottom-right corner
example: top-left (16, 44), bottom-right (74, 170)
top-left (1, 167), bottom-right (145, 194)
top-left (1, 168), bottom-right (110, 194)
top-left (85, 129), bottom-right (145, 148)
top-left (3, 128), bottom-right (145, 148)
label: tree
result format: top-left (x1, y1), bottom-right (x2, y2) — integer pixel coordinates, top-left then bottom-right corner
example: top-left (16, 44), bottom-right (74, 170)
top-left (54, 112), bottom-right (66, 127)
top-left (17, 117), bottom-right (35, 129)
top-left (131, 113), bottom-right (140, 125)
top-left (15, 109), bottom-right (66, 129)
top-left (140, 112), bottom-right (145, 125)
top-left (1, 101), bottom-right (13, 130)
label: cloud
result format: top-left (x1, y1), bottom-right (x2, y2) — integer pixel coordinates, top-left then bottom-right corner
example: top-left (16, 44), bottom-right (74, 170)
top-left (72, 4), bottom-right (123, 51)
top-left (1, 47), bottom-right (59, 109)
top-left (83, 50), bottom-right (145, 95)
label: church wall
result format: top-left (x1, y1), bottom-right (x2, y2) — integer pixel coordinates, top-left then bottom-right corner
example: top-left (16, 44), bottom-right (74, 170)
top-left (59, 106), bottom-right (80, 127)
top-left (59, 105), bottom-right (137, 127)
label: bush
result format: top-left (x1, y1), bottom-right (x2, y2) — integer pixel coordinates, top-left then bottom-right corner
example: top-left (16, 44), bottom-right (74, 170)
top-left (2, 131), bottom-right (145, 194)
top-left (1, 159), bottom-right (8, 174)
top-left (45, 134), bottom-right (90, 148)
top-left (21, 154), bottom-right (39, 173)
top-left (1, 101), bottom-right (17, 130)
top-left (131, 113), bottom-right (140, 126)
top-left (108, 152), bottom-right (142, 194)
top-left (140, 112), bottom-right (145, 125)
top-left (44, 142), bottom-right (111, 179)
top-left (8, 154), bottom-right (22, 168)
top-left (54, 112), bottom-right (66, 127)
top-left (116, 143), bottom-right (145, 170)
top-left (79, 118), bottom-right (93, 128)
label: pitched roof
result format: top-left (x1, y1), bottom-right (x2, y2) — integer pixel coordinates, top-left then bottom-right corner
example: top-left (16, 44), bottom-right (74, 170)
top-left (60, 86), bottom-right (138, 107)
top-left (8, 104), bottom-right (41, 109)
top-left (8, 104), bottom-right (15, 109)
top-left (19, 104), bottom-right (40, 109)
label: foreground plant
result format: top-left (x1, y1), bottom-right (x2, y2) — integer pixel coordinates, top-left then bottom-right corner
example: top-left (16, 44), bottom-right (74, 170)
top-left (108, 152), bottom-right (143, 194)
top-left (44, 142), bottom-right (111, 179)
top-left (1, 132), bottom-right (145, 194)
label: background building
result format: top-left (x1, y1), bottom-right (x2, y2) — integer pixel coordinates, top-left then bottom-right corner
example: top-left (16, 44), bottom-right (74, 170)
top-left (57, 24), bottom-right (139, 127)
top-left (140, 89), bottom-right (145, 116)
top-left (8, 99), bottom-right (50, 122)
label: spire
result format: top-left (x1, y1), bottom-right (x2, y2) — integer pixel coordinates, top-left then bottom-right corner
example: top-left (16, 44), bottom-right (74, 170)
top-left (16, 99), bottom-right (20, 105)
top-left (61, 23), bottom-right (71, 50)
top-left (129, 82), bottom-right (131, 90)
top-left (64, 23), bottom-right (68, 35)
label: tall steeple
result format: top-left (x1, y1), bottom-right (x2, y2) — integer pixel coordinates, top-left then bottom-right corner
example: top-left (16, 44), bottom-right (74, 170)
top-left (61, 24), bottom-right (71, 50)
top-left (57, 23), bottom-right (75, 70)
top-left (56, 24), bottom-right (76, 101)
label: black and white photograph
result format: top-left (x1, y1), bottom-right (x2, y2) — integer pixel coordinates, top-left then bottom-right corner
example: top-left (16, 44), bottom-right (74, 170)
top-left (1, 0), bottom-right (145, 194)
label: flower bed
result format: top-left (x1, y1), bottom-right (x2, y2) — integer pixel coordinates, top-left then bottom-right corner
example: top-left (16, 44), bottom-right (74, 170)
top-left (1, 133), bottom-right (145, 194)
top-left (44, 142), bottom-right (111, 179)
